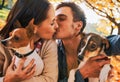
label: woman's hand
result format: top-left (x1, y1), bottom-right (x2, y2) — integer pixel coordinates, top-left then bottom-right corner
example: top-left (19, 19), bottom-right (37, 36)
top-left (4, 56), bottom-right (36, 82)
top-left (79, 55), bottom-right (110, 79)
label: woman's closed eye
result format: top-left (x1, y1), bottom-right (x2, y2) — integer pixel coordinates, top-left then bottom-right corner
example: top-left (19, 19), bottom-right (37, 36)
top-left (50, 19), bottom-right (56, 26)
top-left (51, 22), bottom-right (54, 26)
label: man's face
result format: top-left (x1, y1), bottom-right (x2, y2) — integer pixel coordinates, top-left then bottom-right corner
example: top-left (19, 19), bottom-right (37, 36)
top-left (54, 7), bottom-right (77, 40)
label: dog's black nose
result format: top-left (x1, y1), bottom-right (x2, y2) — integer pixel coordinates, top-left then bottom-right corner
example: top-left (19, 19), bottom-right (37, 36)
top-left (1, 40), bottom-right (7, 46)
top-left (78, 55), bottom-right (84, 60)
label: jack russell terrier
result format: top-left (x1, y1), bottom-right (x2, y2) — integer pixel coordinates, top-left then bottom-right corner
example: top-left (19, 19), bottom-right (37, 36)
top-left (1, 19), bottom-right (44, 82)
top-left (68, 33), bottom-right (111, 82)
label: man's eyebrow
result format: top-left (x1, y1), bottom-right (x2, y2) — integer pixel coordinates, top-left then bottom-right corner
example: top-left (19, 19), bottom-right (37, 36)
top-left (57, 14), bottom-right (67, 17)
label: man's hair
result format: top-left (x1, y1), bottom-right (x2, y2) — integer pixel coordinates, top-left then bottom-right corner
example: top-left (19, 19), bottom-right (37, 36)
top-left (56, 2), bottom-right (86, 33)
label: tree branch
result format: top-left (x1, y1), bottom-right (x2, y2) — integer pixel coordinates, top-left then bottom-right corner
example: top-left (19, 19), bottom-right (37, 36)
top-left (84, 0), bottom-right (108, 17)
top-left (116, 0), bottom-right (120, 3)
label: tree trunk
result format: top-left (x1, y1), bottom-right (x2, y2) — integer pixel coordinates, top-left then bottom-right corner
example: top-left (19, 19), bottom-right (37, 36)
top-left (110, 26), bottom-right (114, 35)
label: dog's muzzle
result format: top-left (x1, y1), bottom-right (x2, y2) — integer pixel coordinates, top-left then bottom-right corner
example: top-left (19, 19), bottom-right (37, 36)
top-left (77, 35), bottom-right (92, 60)
top-left (0, 37), bottom-right (12, 46)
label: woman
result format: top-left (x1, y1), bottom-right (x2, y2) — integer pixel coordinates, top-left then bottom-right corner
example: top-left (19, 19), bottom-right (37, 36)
top-left (0, 0), bottom-right (58, 82)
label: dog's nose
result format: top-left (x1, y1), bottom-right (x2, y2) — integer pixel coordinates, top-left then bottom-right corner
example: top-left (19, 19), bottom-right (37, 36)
top-left (1, 40), bottom-right (7, 46)
top-left (78, 55), bottom-right (84, 60)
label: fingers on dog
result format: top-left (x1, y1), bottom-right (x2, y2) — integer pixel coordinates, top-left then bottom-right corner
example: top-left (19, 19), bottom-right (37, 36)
top-left (89, 55), bottom-right (110, 67)
top-left (26, 65), bottom-right (36, 79)
top-left (97, 60), bottom-right (110, 69)
top-left (23, 59), bottom-right (35, 73)
top-left (9, 56), bottom-right (16, 69)
top-left (91, 55), bottom-right (110, 61)
top-left (17, 58), bottom-right (27, 70)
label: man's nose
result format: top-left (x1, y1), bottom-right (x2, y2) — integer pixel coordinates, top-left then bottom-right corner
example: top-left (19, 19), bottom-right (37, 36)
top-left (54, 21), bottom-right (59, 29)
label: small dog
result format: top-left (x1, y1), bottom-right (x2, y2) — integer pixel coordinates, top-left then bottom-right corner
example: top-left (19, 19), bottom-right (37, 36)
top-left (68, 33), bottom-right (111, 82)
top-left (1, 19), bottom-right (44, 82)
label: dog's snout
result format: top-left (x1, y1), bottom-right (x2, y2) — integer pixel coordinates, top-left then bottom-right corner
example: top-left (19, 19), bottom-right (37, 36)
top-left (1, 40), bottom-right (7, 46)
top-left (0, 37), bottom-right (12, 46)
top-left (78, 54), bottom-right (84, 60)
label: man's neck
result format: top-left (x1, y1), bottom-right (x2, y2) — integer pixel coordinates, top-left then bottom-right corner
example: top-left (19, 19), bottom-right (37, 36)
top-left (62, 35), bottom-right (81, 54)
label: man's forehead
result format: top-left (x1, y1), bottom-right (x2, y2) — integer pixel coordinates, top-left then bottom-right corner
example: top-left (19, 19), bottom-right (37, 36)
top-left (55, 7), bottom-right (72, 16)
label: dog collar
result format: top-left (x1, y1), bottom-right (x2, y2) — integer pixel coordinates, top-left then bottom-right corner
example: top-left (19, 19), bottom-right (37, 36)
top-left (12, 48), bottom-right (35, 58)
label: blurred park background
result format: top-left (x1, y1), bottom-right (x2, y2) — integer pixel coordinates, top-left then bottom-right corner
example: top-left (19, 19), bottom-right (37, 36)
top-left (0, 0), bottom-right (120, 81)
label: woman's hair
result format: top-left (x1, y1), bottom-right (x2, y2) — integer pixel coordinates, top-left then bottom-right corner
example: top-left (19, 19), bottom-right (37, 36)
top-left (0, 0), bottom-right (51, 38)
top-left (56, 2), bottom-right (86, 33)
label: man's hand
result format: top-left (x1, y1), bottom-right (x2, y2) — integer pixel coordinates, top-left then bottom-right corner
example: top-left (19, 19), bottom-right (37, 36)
top-left (79, 55), bottom-right (110, 79)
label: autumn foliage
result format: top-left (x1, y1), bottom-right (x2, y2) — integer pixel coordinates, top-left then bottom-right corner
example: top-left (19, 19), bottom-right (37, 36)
top-left (0, 19), bottom-right (5, 30)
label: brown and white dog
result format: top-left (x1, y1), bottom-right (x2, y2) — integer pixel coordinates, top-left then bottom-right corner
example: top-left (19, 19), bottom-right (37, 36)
top-left (68, 33), bottom-right (111, 82)
top-left (1, 19), bottom-right (44, 82)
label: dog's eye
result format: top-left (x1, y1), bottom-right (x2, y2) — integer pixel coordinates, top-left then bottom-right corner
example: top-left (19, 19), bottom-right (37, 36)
top-left (88, 43), bottom-right (97, 51)
top-left (14, 36), bottom-right (20, 41)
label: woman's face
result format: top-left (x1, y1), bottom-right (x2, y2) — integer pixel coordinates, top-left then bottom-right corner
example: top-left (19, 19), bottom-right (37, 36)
top-left (35, 5), bottom-right (58, 40)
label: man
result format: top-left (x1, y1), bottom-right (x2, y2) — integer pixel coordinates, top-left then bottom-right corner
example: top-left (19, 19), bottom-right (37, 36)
top-left (54, 2), bottom-right (120, 82)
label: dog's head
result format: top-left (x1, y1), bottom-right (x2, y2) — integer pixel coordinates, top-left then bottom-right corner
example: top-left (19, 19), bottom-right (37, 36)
top-left (1, 19), bottom-right (35, 49)
top-left (77, 33), bottom-right (109, 60)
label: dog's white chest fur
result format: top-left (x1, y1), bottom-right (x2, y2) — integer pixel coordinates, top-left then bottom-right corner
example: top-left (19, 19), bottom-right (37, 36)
top-left (15, 50), bottom-right (44, 82)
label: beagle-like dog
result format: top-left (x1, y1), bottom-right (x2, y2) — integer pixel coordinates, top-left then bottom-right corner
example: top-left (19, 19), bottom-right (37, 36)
top-left (68, 33), bottom-right (111, 82)
top-left (1, 19), bottom-right (44, 82)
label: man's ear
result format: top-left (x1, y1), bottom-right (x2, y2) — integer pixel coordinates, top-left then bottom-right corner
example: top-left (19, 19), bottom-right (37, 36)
top-left (75, 21), bottom-right (83, 30)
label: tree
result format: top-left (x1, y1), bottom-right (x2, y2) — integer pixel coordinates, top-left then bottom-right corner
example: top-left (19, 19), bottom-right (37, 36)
top-left (80, 0), bottom-right (120, 34)
top-left (0, 0), bottom-right (5, 9)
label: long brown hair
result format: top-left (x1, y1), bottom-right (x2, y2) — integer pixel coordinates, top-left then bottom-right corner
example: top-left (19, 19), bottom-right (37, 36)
top-left (0, 0), bottom-right (51, 39)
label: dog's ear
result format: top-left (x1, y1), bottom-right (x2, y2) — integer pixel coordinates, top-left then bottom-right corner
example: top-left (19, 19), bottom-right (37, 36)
top-left (102, 38), bottom-right (110, 49)
top-left (13, 20), bottom-right (22, 28)
top-left (26, 18), bottom-right (35, 38)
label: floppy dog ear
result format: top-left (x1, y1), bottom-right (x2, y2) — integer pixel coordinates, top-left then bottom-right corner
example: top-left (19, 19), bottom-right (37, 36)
top-left (102, 38), bottom-right (110, 49)
top-left (26, 18), bottom-right (35, 38)
top-left (13, 20), bottom-right (22, 28)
